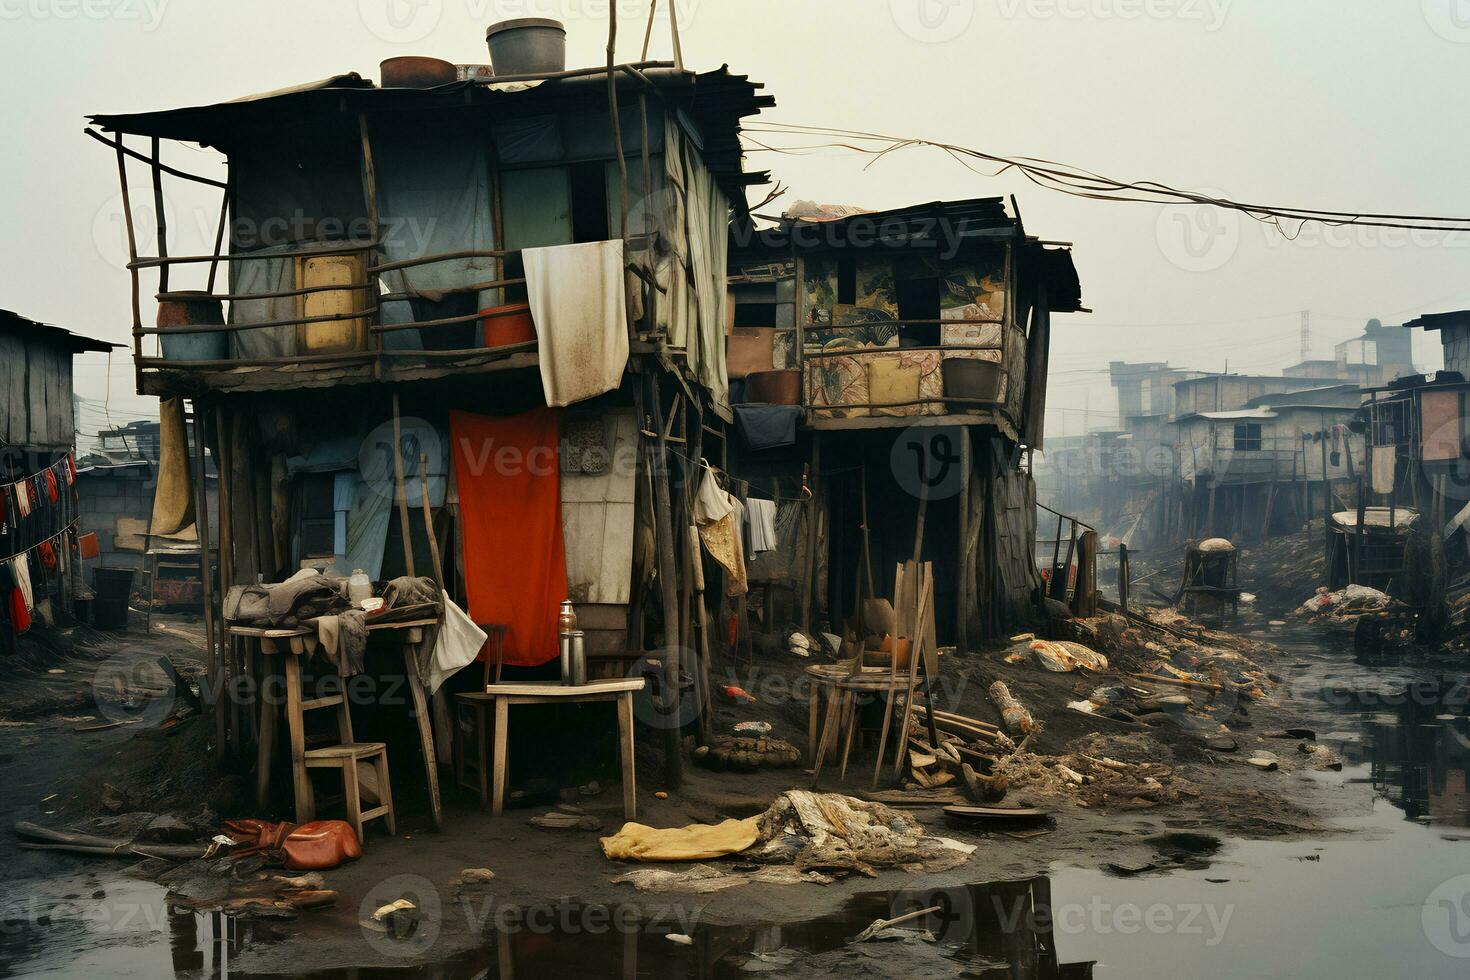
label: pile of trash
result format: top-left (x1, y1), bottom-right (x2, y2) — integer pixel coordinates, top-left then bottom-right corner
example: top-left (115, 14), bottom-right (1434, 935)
top-left (749, 790), bottom-right (974, 877)
top-left (1006, 637), bottom-right (1109, 673)
top-left (602, 791), bottom-right (974, 890)
top-left (990, 734), bottom-right (1191, 809)
top-left (1294, 584), bottom-right (1401, 628)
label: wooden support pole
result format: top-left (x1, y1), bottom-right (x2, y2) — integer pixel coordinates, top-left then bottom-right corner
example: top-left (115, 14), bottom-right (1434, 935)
top-left (150, 138), bottom-right (169, 295)
top-left (418, 452), bottom-right (445, 588)
top-left (646, 372), bottom-right (683, 788)
top-left (801, 432), bottom-right (822, 632)
top-left (190, 402), bottom-right (222, 764)
top-left (956, 426), bottom-right (971, 657)
top-left (391, 391), bottom-right (416, 578)
top-left (112, 136), bottom-right (143, 365)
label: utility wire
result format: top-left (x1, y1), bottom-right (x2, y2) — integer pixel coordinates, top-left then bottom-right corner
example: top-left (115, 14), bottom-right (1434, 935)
top-left (742, 122), bottom-right (1470, 234)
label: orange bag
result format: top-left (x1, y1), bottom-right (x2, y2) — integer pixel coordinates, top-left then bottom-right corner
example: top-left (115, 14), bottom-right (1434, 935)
top-left (223, 819), bottom-right (363, 870)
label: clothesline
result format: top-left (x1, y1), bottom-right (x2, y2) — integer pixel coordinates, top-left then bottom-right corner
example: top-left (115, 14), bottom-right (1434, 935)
top-left (1, 520), bottom-right (78, 568)
top-left (2, 455), bottom-right (75, 497)
top-left (664, 445), bottom-right (872, 503)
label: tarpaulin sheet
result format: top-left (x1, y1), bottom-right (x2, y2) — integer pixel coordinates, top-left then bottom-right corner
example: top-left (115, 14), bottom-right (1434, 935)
top-left (450, 408), bottom-right (565, 667)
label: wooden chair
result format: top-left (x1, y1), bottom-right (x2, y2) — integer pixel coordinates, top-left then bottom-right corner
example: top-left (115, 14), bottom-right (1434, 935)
top-left (285, 654), bottom-right (396, 843)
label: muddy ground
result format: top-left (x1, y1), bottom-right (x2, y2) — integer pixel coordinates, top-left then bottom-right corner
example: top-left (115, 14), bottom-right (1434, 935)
top-left (0, 576), bottom-right (1384, 978)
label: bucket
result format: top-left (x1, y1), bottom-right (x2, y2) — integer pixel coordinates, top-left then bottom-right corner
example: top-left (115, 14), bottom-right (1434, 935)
top-left (158, 293), bottom-right (228, 362)
top-left (941, 357), bottom-right (1004, 402)
top-left (485, 18), bottom-right (567, 76)
top-left (380, 56), bottom-right (457, 88)
top-left (93, 565), bottom-right (136, 630)
top-left (745, 369), bottom-right (801, 406)
top-left (479, 303), bottom-right (536, 348)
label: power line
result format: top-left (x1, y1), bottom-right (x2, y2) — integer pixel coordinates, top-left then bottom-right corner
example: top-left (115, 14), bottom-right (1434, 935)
top-left (743, 122), bottom-right (1470, 234)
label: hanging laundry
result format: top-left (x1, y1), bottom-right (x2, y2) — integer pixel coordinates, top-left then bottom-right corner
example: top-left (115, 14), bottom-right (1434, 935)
top-left (42, 467), bottom-right (58, 505)
top-left (450, 408), bottom-right (566, 668)
top-left (38, 540), bottom-right (56, 573)
top-left (1371, 445), bottom-right (1396, 496)
top-left (692, 463), bottom-right (747, 596)
top-left (12, 555), bottom-right (33, 612)
top-left (745, 498), bottom-right (778, 559)
top-left (63, 454), bottom-right (76, 486)
top-left (14, 481), bottom-right (30, 518)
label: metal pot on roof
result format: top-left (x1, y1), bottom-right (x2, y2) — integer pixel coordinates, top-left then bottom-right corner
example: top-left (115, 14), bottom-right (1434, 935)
top-left (485, 18), bottom-right (566, 77)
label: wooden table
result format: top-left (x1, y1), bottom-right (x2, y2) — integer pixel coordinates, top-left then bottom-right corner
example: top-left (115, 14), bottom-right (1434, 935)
top-left (229, 617), bottom-right (444, 830)
top-left (456, 678), bottom-right (645, 819)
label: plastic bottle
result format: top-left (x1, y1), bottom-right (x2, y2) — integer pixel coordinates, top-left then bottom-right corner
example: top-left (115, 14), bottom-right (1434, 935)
top-left (348, 569), bottom-right (373, 606)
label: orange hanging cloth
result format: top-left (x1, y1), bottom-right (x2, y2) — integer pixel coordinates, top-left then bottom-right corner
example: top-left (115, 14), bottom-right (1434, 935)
top-left (450, 407), bottom-right (566, 668)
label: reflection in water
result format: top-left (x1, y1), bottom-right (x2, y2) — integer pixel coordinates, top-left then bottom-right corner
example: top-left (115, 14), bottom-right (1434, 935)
top-left (11, 629), bottom-right (1470, 978)
top-left (1323, 675), bottom-right (1470, 829)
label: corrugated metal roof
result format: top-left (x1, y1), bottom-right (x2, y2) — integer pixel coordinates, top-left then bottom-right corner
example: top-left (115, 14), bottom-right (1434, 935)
top-left (87, 66), bottom-right (773, 216)
top-left (0, 309), bottom-right (118, 353)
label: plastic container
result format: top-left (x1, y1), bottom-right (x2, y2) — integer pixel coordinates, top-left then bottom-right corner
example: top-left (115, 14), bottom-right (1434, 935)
top-left (485, 18), bottom-right (566, 77)
top-left (941, 357), bottom-right (1004, 402)
top-left (297, 253), bottom-right (368, 354)
top-left (157, 292), bottom-right (228, 362)
top-left (93, 565), bottom-right (136, 630)
top-left (380, 56), bottom-right (457, 88)
top-left (348, 569), bottom-right (373, 606)
top-left (479, 303), bottom-right (536, 348)
top-left (745, 369), bottom-right (801, 405)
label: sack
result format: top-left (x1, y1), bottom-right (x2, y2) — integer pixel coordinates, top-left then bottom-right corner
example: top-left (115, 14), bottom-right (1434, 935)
top-left (223, 819), bottom-right (363, 870)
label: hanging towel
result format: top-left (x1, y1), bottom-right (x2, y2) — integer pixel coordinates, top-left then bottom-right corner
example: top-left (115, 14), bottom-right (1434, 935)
top-left (14, 482), bottom-right (30, 518)
top-left (745, 498), bottom-right (778, 558)
top-left (42, 468), bottom-right (58, 505)
top-left (733, 404), bottom-right (802, 451)
top-left (426, 591), bottom-right (488, 695)
top-left (151, 396), bottom-right (196, 536)
top-left (451, 408), bottom-right (566, 667)
top-left (1371, 445), bottom-right (1396, 496)
top-left (521, 240), bottom-right (630, 407)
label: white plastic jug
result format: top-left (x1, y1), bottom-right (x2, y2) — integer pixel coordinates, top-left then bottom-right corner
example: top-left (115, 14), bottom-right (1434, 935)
top-left (348, 569), bottom-right (373, 606)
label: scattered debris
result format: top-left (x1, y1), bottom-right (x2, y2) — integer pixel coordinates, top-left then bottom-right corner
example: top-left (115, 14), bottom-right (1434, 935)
top-left (988, 681), bottom-right (1038, 735)
top-left (852, 905), bottom-right (941, 943)
top-left (693, 735), bottom-right (801, 771)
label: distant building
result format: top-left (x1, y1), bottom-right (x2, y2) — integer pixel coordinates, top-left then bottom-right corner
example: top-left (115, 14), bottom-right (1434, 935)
top-left (1284, 319), bottom-right (1416, 387)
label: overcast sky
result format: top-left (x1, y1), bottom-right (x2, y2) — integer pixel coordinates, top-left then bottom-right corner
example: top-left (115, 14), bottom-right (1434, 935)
top-left (2, 0), bottom-right (1466, 442)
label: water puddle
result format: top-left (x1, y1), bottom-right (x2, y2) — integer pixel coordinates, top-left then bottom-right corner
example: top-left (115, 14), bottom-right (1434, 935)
top-left (6, 617), bottom-right (1470, 978)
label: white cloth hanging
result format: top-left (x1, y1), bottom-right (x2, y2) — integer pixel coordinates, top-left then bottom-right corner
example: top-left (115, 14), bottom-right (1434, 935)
top-left (745, 498), bottom-right (778, 558)
top-left (426, 591), bottom-right (488, 695)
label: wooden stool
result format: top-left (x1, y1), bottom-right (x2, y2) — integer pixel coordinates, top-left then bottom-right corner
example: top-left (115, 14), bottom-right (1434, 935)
top-left (808, 668), bottom-right (917, 787)
top-left (279, 634), bottom-right (397, 843)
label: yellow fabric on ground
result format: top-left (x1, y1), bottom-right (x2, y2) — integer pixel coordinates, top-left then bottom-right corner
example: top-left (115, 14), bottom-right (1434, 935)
top-left (600, 817), bottom-right (760, 862)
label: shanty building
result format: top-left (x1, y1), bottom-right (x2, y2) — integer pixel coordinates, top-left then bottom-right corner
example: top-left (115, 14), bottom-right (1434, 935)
top-left (0, 309), bottom-right (116, 639)
top-left (87, 51), bottom-right (773, 811)
top-left (1168, 383), bottom-right (1366, 544)
top-left (723, 199), bottom-right (1085, 651)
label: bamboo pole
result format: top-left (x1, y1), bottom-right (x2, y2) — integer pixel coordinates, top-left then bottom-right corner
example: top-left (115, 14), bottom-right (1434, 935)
top-left (112, 135), bottom-right (143, 365)
top-left (418, 452), bottom-right (445, 587)
top-left (150, 138), bottom-right (169, 295)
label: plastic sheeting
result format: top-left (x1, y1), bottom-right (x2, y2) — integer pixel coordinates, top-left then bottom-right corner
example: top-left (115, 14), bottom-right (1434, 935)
top-left (373, 124), bottom-right (500, 336)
